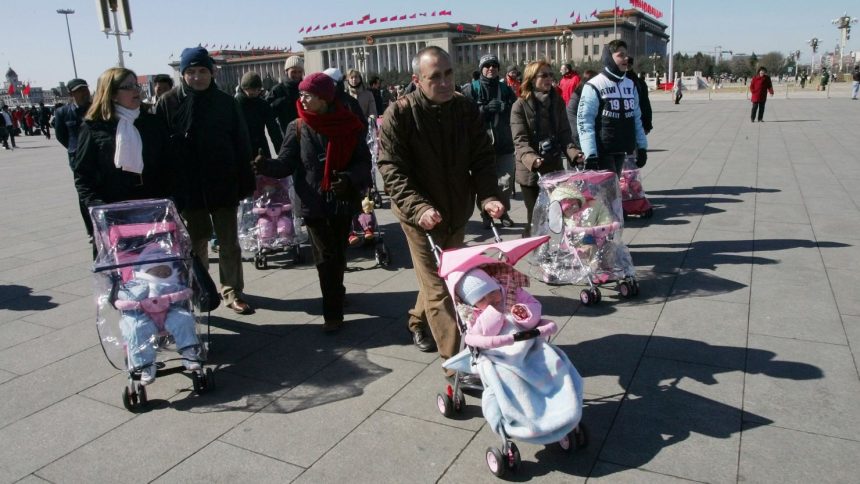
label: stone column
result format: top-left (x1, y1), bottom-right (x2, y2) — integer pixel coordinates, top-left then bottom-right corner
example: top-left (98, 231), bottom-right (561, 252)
top-left (386, 44), bottom-right (392, 72)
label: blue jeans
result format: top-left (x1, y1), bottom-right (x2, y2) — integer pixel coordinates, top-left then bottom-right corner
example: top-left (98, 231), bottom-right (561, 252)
top-left (852, 81), bottom-right (859, 99)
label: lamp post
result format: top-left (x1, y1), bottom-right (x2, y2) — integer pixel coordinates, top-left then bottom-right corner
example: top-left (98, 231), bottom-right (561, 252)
top-left (831, 13), bottom-right (857, 73)
top-left (57, 9), bottom-right (78, 78)
top-left (649, 53), bottom-right (661, 78)
top-left (352, 47), bottom-right (368, 76)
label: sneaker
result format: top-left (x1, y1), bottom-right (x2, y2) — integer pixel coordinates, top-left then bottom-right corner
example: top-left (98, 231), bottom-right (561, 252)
top-left (140, 364), bottom-right (157, 386)
top-left (226, 298), bottom-right (254, 315)
top-left (180, 347), bottom-right (201, 371)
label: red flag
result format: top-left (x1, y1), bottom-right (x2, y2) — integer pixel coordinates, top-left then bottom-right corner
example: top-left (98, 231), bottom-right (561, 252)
top-left (531, 19), bottom-right (538, 24)
top-left (399, 15), bottom-right (406, 20)
top-left (380, 16), bottom-right (388, 22)
top-left (23, 83), bottom-right (31, 96)
top-left (7, 84), bottom-right (13, 95)
top-left (369, 18), bottom-right (377, 24)
top-left (410, 13), bottom-right (416, 19)
top-left (496, 24), bottom-right (500, 32)
top-left (431, 11), bottom-right (436, 16)
top-left (331, 22), bottom-right (336, 27)
top-left (590, 9), bottom-right (598, 17)
top-left (322, 25), bottom-right (328, 30)
top-left (419, 12), bottom-right (427, 17)
top-left (440, 10), bottom-right (451, 15)
top-left (617, 7), bottom-right (624, 15)
top-left (511, 21), bottom-right (518, 27)
top-left (345, 20), bottom-right (354, 25)
top-left (475, 24), bottom-right (481, 33)
top-left (339, 22), bottom-right (346, 27)
top-left (361, 14), bottom-right (371, 20)
top-left (358, 19), bottom-right (365, 24)
top-left (456, 24), bottom-right (464, 32)
top-left (570, 10), bottom-right (575, 18)
top-left (576, 14), bottom-right (581, 23)
top-left (313, 25), bottom-right (320, 31)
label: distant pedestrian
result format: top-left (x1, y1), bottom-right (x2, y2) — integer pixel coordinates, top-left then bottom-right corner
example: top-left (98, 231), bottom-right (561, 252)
top-left (156, 46), bottom-right (255, 315)
top-left (38, 102), bottom-right (51, 139)
top-left (345, 69), bottom-right (377, 120)
top-left (267, 55), bottom-right (304, 134)
top-left (505, 65), bottom-right (521, 97)
top-left (851, 66), bottom-right (859, 100)
top-left (0, 106), bottom-right (12, 150)
top-left (236, 71), bottom-right (283, 158)
top-left (0, 106), bottom-right (15, 149)
top-left (819, 68), bottom-right (829, 91)
top-left (367, 76), bottom-right (386, 115)
top-left (749, 67), bottom-right (774, 122)
top-left (800, 72), bottom-right (808, 89)
top-left (673, 76), bottom-right (683, 104)
top-left (558, 63), bottom-right (580, 106)
top-left (53, 77), bottom-right (93, 236)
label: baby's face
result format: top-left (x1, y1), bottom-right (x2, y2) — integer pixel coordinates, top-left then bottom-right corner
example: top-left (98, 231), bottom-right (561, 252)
top-left (475, 289), bottom-right (502, 310)
top-left (561, 198), bottom-right (582, 217)
top-left (146, 264), bottom-right (173, 279)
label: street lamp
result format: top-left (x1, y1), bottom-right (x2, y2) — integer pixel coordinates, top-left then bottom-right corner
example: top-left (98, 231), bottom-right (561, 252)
top-left (57, 9), bottom-right (78, 78)
top-left (648, 53), bottom-right (661, 78)
top-left (352, 47), bottom-right (368, 76)
top-left (831, 13), bottom-right (857, 73)
top-left (808, 38), bottom-right (820, 75)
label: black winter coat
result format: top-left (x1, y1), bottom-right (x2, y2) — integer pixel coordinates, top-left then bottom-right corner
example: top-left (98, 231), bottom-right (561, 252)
top-left (257, 110), bottom-right (372, 220)
top-left (156, 82), bottom-right (254, 211)
top-left (236, 91), bottom-right (283, 158)
top-left (267, 80), bottom-right (300, 134)
top-left (628, 70), bottom-right (653, 132)
top-left (72, 112), bottom-right (173, 207)
top-left (461, 77), bottom-right (516, 154)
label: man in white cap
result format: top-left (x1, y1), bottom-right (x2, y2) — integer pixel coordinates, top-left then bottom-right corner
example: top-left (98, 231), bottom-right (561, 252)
top-left (267, 55), bottom-right (304, 134)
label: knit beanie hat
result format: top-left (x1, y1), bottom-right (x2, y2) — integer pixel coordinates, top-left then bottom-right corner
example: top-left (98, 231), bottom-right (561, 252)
top-left (284, 55), bottom-right (304, 71)
top-left (180, 47), bottom-right (214, 74)
top-left (456, 268), bottom-right (501, 306)
top-left (299, 72), bottom-right (335, 102)
top-left (506, 65), bottom-right (519, 75)
top-left (323, 67), bottom-right (344, 83)
top-left (240, 71), bottom-right (263, 90)
top-left (478, 54), bottom-right (500, 70)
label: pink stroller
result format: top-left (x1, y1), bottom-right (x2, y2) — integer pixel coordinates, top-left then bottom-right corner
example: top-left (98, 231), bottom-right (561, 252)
top-left (620, 154), bottom-right (653, 218)
top-left (91, 199), bottom-right (213, 412)
top-left (237, 175), bottom-right (304, 269)
top-left (530, 170), bottom-right (638, 305)
top-left (429, 230), bottom-right (588, 478)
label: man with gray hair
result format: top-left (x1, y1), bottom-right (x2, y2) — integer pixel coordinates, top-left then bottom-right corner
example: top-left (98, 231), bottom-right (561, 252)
top-left (377, 46), bottom-right (505, 365)
top-left (267, 55), bottom-right (304, 134)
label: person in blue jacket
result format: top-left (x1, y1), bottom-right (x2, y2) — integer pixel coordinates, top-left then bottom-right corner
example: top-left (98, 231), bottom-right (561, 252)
top-left (577, 40), bottom-right (648, 175)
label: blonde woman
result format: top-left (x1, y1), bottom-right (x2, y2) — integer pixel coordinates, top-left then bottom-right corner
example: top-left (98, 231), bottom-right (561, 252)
top-left (73, 67), bottom-right (172, 211)
top-left (345, 69), bottom-right (377, 119)
top-left (510, 60), bottom-right (582, 235)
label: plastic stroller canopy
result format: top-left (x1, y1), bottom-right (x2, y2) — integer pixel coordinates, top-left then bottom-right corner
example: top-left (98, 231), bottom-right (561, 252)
top-left (438, 235), bottom-right (550, 278)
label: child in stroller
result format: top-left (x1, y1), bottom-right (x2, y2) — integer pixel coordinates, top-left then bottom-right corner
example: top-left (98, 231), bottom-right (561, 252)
top-left (434, 235), bottom-right (587, 477)
top-left (238, 175), bottom-right (303, 269)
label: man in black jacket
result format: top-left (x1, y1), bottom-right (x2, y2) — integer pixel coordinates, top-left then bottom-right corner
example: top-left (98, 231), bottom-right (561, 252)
top-left (267, 55), bottom-right (303, 135)
top-left (461, 54), bottom-right (517, 228)
top-left (236, 71), bottom-right (283, 157)
top-left (53, 78), bottom-right (93, 236)
top-left (156, 47), bottom-right (255, 315)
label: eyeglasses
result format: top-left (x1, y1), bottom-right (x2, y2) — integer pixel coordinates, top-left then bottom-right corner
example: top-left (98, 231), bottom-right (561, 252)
top-left (537, 72), bottom-right (555, 79)
top-left (117, 84), bottom-right (139, 91)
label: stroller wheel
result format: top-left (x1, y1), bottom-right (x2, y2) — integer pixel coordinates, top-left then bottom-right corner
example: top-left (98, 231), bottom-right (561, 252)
top-left (205, 367), bottom-right (216, 391)
top-left (375, 245), bottom-right (390, 267)
top-left (292, 247), bottom-right (303, 264)
top-left (558, 433), bottom-right (573, 452)
top-left (631, 279), bottom-right (640, 296)
top-left (122, 386), bottom-right (136, 412)
top-left (254, 254), bottom-right (266, 270)
top-left (192, 372), bottom-right (203, 394)
top-left (437, 392), bottom-right (454, 418)
top-left (579, 289), bottom-right (593, 306)
top-left (486, 447), bottom-right (507, 477)
top-left (573, 423), bottom-right (590, 450)
top-left (618, 281), bottom-right (633, 298)
top-left (594, 288), bottom-right (602, 303)
top-left (643, 208), bottom-right (654, 219)
top-left (135, 382), bottom-right (148, 408)
top-left (506, 442), bottom-right (521, 471)
top-left (454, 388), bottom-right (465, 412)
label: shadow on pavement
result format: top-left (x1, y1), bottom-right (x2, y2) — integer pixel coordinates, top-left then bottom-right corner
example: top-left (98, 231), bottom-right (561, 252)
top-left (648, 186), bottom-right (780, 196)
top-left (0, 284), bottom-right (59, 310)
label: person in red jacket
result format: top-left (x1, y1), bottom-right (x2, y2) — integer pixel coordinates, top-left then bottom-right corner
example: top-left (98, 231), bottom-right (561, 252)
top-left (558, 63), bottom-right (581, 106)
top-left (749, 67), bottom-right (774, 122)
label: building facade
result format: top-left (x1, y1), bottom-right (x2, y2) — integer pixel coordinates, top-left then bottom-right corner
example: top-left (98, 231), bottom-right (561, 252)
top-left (169, 49), bottom-right (303, 93)
top-left (1, 67), bottom-right (53, 107)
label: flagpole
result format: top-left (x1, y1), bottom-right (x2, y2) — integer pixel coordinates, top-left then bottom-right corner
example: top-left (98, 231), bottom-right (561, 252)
top-left (614, 0), bottom-right (618, 37)
top-left (668, 0), bottom-right (675, 86)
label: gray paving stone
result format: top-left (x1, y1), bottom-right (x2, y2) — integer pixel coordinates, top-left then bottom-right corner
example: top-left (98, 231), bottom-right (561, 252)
top-left (748, 280), bottom-right (846, 345)
top-left (743, 334), bottom-right (860, 441)
top-left (14, 475), bottom-right (52, 484)
top-left (0, 319), bottom-right (95, 375)
top-left (36, 398), bottom-right (249, 483)
top-left (754, 201), bottom-right (810, 225)
top-left (153, 440), bottom-right (303, 484)
top-left (0, 396), bottom-right (130, 482)
top-left (646, 298), bottom-right (750, 369)
top-left (0, 319), bottom-right (53, 352)
top-left (737, 424), bottom-right (860, 484)
top-left (844, 315), bottom-right (860, 376)
top-left (828, 268), bottom-right (860, 317)
top-left (361, 314), bottom-right (441, 365)
top-left (818, 241), bottom-right (860, 273)
top-left (599, 357), bottom-right (746, 484)
top-left (293, 410), bottom-right (473, 484)
top-left (0, 369), bottom-right (14, 385)
top-left (220, 351), bottom-right (422, 468)
top-left (20, 295), bottom-right (95, 329)
top-left (588, 462), bottom-right (699, 482)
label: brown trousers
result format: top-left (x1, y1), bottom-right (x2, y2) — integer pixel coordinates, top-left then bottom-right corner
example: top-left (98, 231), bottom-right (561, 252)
top-left (400, 222), bottom-right (465, 360)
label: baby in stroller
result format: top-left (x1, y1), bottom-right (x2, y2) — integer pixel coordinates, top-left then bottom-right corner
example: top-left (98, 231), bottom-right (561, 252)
top-left (436, 235), bottom-right (586, 476)
top-left (252, 175), bottom-right (294, 247)
top-left (115, 243), bottom-right (201, 385)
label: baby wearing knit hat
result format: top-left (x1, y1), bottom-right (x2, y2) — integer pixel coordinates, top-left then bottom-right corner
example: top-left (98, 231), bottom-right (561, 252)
top-left (455, 267), bottom-right (540, 338)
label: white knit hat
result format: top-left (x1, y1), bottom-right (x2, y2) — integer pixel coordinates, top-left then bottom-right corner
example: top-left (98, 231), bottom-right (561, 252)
top-left (284, 55), bottom-right (304, 70)
top-left (456, 268), bottom-right (500, 305)
top-left (323, 67), bottom-right (344, 83)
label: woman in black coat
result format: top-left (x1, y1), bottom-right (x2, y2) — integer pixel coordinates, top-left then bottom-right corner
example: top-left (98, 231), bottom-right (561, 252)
top-left (236, 72), bottom-right (283, 158)
top-left (73, 67), bottom-right (172, 209)
top-left (253, 73), bottom-right (371, 332)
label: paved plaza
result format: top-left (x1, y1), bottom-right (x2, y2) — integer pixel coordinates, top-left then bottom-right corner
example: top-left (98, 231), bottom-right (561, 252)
top-left (1, 84), bottom-right (859, 483)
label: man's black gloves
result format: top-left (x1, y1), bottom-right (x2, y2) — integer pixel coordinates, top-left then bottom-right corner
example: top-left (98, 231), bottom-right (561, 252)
top-left (485, 99), bottom-right (503, 113)
top-left (636, 148), bottom-right (648, 168)
top-left (330, 172), bottom-right (352, 198)
top-left (584, 156), bottom-right (600, 171)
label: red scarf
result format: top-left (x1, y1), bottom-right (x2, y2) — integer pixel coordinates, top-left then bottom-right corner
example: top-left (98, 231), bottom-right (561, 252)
top-left (296, 99), bottom-right (363, 191)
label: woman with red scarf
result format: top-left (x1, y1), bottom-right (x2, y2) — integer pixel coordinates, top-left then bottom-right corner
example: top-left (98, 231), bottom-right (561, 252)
top-left (253, 72), bottom-right (371, 332)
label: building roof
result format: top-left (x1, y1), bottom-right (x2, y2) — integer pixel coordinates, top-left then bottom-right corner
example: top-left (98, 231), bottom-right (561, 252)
top-left (299, 22), bottom-right (499, 46)
top-left (5, 67), bottom-right (17, 79)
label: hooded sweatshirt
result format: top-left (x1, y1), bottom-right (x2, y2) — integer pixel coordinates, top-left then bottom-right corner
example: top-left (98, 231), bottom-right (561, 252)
top-left (577, 46), bottom-right (647, 158)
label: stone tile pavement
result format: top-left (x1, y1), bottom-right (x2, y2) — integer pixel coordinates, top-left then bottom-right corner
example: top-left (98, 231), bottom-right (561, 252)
top-left (0, 83), bottom-right (858, 483)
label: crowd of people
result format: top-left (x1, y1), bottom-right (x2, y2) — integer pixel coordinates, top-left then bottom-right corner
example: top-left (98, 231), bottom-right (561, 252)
top-left (33, 41), bottom-right (652, 379)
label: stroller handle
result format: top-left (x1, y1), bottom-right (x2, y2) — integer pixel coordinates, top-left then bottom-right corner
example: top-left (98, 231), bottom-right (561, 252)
top-left (464, 320), bottom-right (558, 349)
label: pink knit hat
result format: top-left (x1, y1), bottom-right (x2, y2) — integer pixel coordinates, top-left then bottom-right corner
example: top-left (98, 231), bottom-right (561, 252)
top-left (298, 72), bottom-right (335, 102)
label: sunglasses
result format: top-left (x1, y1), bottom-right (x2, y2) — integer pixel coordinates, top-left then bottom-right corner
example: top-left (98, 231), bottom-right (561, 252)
top-left (484, 64), bottom-right (500, 69)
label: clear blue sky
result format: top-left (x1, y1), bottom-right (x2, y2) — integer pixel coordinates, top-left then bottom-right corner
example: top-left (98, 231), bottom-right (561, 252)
top-left (2, 0), bottom-right (857, 87)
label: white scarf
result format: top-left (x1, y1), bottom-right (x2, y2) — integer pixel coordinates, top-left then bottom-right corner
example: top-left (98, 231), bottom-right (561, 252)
top-left (114, 104), bottom-right (144, 174)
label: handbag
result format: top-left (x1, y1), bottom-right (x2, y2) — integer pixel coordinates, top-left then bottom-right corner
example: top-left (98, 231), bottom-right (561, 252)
top-left (190, 252), bottom-right (221, 312)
